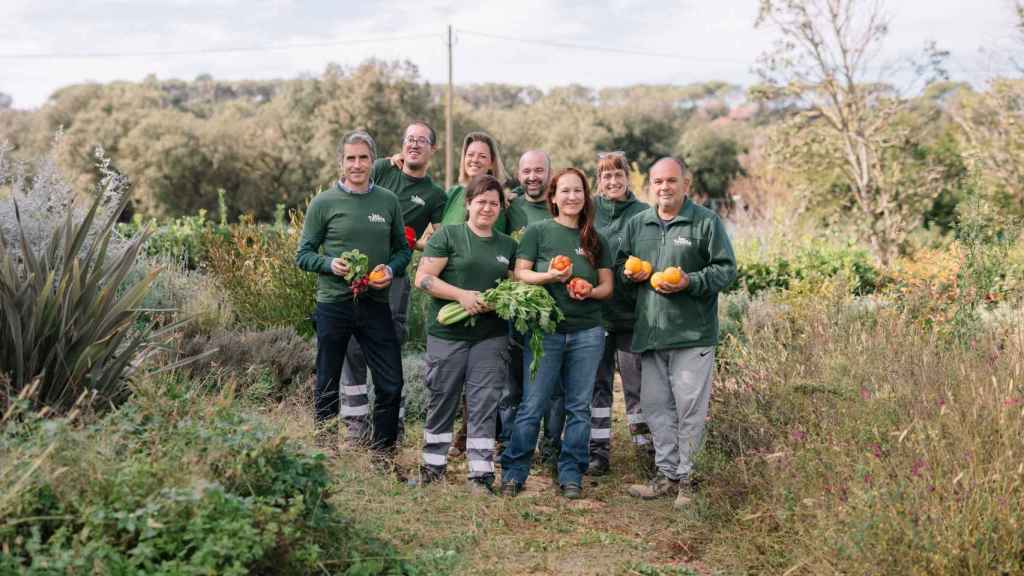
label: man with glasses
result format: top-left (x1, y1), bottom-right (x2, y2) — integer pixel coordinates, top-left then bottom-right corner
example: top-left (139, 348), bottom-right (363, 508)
top-left (339, 122), bottom-right (446, 445)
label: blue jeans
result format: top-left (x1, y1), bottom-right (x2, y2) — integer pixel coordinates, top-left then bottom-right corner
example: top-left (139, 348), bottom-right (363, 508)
top-left (500, 326), bottom-right (605, 487)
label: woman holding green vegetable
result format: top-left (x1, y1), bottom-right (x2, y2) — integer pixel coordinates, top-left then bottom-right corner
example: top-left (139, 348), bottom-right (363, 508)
top-left (413, 174), bottom-right (517, 493)
top-left (500, 167), bottom-right (613, 500)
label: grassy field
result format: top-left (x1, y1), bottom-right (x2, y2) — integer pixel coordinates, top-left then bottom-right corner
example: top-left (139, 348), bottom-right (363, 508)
top-left (269, 379), bottom-right (707, 576)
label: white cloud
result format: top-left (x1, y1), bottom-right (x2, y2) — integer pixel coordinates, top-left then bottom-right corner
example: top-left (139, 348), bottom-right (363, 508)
top-left (0, 0), bottom-right (1015, 109)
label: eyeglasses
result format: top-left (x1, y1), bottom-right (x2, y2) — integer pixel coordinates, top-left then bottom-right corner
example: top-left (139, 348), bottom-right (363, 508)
top-left (404, 136), bottom-right (432, 146)
top-left (597, 150), bottom-right (626, 159)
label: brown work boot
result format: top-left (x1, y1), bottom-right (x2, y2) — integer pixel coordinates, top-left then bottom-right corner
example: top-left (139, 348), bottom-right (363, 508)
top-left (673, 482), bottom-right (694, 509)
top-left (627, 475), bottom-right (679, 500)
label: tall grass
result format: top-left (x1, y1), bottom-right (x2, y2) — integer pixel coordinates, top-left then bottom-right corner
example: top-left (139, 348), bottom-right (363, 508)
top-left (699, 280), bottom-right (1024, 574)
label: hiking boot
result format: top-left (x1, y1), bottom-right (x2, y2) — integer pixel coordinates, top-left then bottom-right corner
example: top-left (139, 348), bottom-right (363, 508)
top-left (406, 467), bottom-right (444, 487)
top-left (313, 422), bottom-right (337, 452)
top-left (673, 483), bottom-right (694, 509)
top-left (627, 475), bottom-right (679, 500)
top-left (369, 451), bottom-right (408, 483)
top-left (466, 476), bottom-right (496, 496)
top-left (500, 479), bottom-right (523, 497)
top-left (586, 458), bottom-right (610, 477)
top-left (561, 483), bottom-right (583, 500)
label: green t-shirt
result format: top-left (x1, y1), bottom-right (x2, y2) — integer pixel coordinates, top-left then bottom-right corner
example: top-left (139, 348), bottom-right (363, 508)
top-left (440, 184), bottom-right (509, 233)
top-left (423, 224), bottom-right (517, 342)
top-left (517, 219), bottom-right (612, 333)
top-left (506, 196), bottom-right (552, 237)
top-left (371, 159), bottom-right (445, 237)
top-left (295, 182), bottom-right (411, 303)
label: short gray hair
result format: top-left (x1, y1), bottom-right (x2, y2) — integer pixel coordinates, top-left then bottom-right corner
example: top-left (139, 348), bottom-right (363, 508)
top-left (650, 156), bottom-right (690, 176)
top-left (337, 130), bottom-right (377, 163)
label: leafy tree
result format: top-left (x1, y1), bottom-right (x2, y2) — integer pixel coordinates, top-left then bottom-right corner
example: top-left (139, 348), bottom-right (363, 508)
top-left (680, 130), bottom-right (747, 207)
top-left (753, 0), bottom-right (948, 264)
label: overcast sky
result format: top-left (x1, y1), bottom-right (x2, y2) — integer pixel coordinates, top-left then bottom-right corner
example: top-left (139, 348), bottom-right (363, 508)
top-left (1, 0), bottom-right (1019, 109)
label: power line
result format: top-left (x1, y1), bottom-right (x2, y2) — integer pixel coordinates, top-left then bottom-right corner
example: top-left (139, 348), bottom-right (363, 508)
top-left (456, 29), bottom-right (750, 66)
top-left (0, 33), bottom-right (441, 60)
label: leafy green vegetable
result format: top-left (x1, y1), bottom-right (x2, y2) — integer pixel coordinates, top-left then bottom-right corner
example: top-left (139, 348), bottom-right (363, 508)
top-left (436, 280), bottom-right (563, 378)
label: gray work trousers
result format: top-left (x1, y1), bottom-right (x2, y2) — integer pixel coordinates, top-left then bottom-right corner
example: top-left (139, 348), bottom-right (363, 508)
top-left (340, 275), bottom-right (410, 441)
top-left (421, 334), bottom-right (509, 480)
top-left (590, 330), bottom-right (648, 465)
top-left (641, 346), bottom-right (715, 481)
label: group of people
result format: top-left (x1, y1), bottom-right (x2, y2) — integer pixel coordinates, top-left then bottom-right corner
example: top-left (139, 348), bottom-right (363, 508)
top-left (295, 121), bottom-right (736, 507)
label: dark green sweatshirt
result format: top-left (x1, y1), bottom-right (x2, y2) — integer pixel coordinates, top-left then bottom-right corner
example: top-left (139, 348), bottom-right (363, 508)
top-left (371, 159), bottom-right (445, 237)
top-left (295, 181), bottom-right (412, 303)
top-left (595, 192), bottom-right (649, 332)
top-left (615, 198), bottom-right (736, 352)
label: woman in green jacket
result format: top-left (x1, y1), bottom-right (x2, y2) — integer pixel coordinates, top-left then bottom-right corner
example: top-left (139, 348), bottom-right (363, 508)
top-left (589, 152), bottom-right (652, 476)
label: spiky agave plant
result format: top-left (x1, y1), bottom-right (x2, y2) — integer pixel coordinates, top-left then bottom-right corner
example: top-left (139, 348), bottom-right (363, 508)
top-left (0, 166), bottom-right (164, 413)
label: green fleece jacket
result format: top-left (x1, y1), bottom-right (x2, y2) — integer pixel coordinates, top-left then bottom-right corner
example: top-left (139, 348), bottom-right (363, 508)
top-left (595, 192), bottom-right (649, 332)
top-left (615, 198), bottom-right (736, 352)
top-left (295, 181), bottom-right (412, 304)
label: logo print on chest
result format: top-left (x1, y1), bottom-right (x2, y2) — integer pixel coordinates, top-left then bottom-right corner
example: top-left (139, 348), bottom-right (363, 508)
top-left (368, 213), bottom-right (386, 224)
top-left (575, 247), bottom-right (587, 257)
top-left (673, 236), bottom-right (692, 247)
top-left (496, 255), bottom-right (510, 265)
top-left (410, 195), bottom-right (425, 206)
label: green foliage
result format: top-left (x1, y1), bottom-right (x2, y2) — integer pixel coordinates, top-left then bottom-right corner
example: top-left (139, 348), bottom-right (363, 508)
top-left (680, 129), bottom-right (747, 202)
top-left (0, 170), bottom-right (161, 413)
top-left (117, 208), bottom-right (226, 269)
top-left (204, 210), bottom-right (316, 336)
top-left (733, 238), bottom-right (881, 296)
top-left (0, 374), bottom-right (417, 575)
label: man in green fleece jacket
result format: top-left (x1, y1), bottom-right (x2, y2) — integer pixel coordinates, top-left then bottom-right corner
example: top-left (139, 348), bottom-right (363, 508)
top-left (295, 130), bottom-right (412, 465)
top-left (616, 157), bottom-right (736, 508)
top-left (339, 122), bottom-right (445, 445)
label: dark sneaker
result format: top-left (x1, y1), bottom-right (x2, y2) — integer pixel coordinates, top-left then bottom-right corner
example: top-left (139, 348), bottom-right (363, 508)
top-left (627, 475), bottom-right (679, 499)
top-left (585, 458), bottom-right (610, 477)
top-left (560, 483), bottom-right (583, 500)
top-left (466, 476), bottom-right (496, 496)
top-left (500, 480), bottom-right (523, 497)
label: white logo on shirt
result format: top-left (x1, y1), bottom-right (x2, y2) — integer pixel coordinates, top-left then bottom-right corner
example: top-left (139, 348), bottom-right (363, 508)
top-left (496, 255), bottom-right (510, 265)
top-left (368, 213), bottom-right (387, 224)
top-left (410, 195), bottom-right (425, 206)
top-left (575, 247), bottom-right (587, 256)
top-left (673, 236), bottom-right (692, 247)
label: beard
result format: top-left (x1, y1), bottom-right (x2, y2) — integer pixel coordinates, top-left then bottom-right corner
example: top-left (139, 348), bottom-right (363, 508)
top-left (524, 182), bottom-right (546, 201)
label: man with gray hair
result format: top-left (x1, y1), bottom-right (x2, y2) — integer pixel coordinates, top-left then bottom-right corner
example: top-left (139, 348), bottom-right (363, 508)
top-left (296, 130), bottom-right (412, 471)
top-left (616, 156), bottom-right (736, 507)
top-left (338, 121), bottom-right (445, 445)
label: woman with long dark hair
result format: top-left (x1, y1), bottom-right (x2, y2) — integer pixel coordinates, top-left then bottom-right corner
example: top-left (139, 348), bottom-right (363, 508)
top-left (499, 167), bottom-right (613, 500)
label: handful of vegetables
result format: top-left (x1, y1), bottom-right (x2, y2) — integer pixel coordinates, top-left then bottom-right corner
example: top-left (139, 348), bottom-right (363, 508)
top-left (650, 266), bottom-right (684, 290)
top-left (566, 277), bottom-right (592, 299)
top-left (340, 249), bottom-right (370, 298)
top-left (404, 226), bottom-right (417, 250)
top-left (437, 279), bottom-right (564, 378)
top-left (624, 255), bottom-right (653, 277)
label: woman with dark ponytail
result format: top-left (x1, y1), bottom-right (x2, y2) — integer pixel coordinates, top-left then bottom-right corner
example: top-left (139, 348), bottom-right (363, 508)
top-left (499, 167), bottom-right (613, 500)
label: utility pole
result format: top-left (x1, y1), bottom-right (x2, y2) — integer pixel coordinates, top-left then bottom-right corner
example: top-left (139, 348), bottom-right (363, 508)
top-left (445, 24), bottom-right (454, 190)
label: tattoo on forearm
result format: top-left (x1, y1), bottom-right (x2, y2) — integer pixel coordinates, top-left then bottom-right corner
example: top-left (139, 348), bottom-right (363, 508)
top-left (419, 275), bottom-right (435, 290)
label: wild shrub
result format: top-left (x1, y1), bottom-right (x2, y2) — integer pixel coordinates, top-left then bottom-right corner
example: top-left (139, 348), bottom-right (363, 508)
top-left (0, 374), bottom-right (417, 575)
top-left (176, 326), bottom-right (315, 398)
top-left (0, 140), bottom-right (169, 413)
top-left (126, 252), bottom-right (234, 333)
top-left (205, 210), bottom-right (316, 336)
top-left (733, 238), bottom-right (880, 296)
